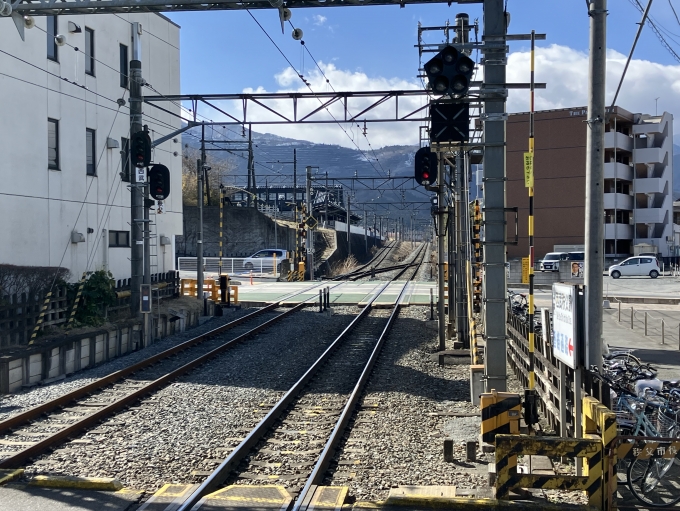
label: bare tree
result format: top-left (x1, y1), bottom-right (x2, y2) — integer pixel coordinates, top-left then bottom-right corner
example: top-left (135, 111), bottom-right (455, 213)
top-left (182, 145), bottom-right (236, 206)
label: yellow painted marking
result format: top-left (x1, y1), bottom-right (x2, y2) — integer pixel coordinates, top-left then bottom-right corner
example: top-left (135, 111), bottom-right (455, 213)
top-left (0, 469), bottom-right (24, 485)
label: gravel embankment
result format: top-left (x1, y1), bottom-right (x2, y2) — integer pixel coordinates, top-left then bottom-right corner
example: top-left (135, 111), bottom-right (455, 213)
top-left (0, 308), bottom-right (257, 422)
top-left (23, 306), bottom-right (360, 491)
top-left (326, 305), bottom-right (492, 500)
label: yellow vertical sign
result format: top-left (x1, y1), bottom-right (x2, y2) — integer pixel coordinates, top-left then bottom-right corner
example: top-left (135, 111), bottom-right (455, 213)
top-left (521, 257), bottom-right (530, 284)
top-left (523, 152), bottom-right (534, 188)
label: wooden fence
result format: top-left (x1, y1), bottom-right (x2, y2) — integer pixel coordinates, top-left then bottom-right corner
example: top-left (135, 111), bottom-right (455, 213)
top-left (506, 311), bottom-right (611, 436)
top-left (0, 272), bottom-right (179, 349)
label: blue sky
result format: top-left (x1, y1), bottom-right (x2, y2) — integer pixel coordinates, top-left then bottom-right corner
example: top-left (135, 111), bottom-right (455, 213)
top-left (164, 0), bottom-right (680, 146)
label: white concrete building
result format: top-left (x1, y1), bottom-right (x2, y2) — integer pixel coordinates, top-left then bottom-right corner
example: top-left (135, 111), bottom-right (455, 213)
top-left (604, 108), bottom-right (674, 258)
top-left (0, 13), bottom-right (181, 282)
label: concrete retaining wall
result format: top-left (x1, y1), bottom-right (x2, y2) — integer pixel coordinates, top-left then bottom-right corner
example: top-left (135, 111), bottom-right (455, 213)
top-left (0, 310), bottom-right (200, 394)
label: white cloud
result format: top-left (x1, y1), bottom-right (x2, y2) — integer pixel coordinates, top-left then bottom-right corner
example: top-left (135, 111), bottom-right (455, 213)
top-left (313, 14), bottom-right (327, 26)
top-left (506, 44), bottom-right (680, 133)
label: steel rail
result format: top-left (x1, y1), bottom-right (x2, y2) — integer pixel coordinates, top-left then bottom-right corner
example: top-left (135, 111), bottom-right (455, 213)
top-left (175, 282), bottom-right (391, 511)
top-left (294, 282), bottom-right (409, 511)
top-left (391, 243), bottom-right (427, 280)
top-left (0, 301), bottom-right (310, 469)
top-left (0, 281), bottom-right (328, 436)
top-left (330, 241), bottom-right (396, 281)
top-left (0, 281), bottom-right (337, 468)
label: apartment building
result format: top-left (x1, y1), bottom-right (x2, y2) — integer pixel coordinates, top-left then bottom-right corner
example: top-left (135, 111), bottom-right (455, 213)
top-left (0, 14), bottom-right (182, 281)
top-left (506, 106), bottom-right (674, 259)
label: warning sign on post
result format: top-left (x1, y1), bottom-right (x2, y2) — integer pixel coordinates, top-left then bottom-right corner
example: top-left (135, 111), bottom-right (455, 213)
top-left (523, 152), bottom-right (534, 188)
top-left (552, 283), bottom-right (577, 369)
top-left (521, 257), bottom-right (530, 284)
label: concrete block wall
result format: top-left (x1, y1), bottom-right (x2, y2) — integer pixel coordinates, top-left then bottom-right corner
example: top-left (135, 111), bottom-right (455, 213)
top-left (0, 310), bottom-right (199, 394)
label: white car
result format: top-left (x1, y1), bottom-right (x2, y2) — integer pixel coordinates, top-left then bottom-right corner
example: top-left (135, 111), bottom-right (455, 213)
top-left (539, 252), bottom-right (565, 272)
top-left (243, 249), bottom-right (287, 271)
top-left (608, 256), bottom-right (660, 279)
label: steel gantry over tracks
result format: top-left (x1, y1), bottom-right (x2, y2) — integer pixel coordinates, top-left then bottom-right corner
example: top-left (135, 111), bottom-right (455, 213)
top-left (4, 0), bottom-right (484, 16)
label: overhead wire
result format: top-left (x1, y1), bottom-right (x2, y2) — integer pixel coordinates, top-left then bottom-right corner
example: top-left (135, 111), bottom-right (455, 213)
top-left (246, 9), bottom-right (388, 180)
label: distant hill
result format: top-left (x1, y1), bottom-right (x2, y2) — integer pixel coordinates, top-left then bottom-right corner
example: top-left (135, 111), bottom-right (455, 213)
top-left (183, 127), bottom-right (423, 220)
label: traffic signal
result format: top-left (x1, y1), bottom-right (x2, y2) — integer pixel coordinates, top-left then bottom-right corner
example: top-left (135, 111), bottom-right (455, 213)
top-left (430, 102), bottom-right (470, 143)
top-left (423, 45), bottom-right (474, 97)
top-left (414, 146), bottom-right (437, 186)
top-left (131, 130), bottom-right (151, 168)
top-left (148, 164), bottom-right (170, 200)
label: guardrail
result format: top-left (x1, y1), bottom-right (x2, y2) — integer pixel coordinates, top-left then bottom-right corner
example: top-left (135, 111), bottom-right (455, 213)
top-left (178, 256), bottom-right (280, 278)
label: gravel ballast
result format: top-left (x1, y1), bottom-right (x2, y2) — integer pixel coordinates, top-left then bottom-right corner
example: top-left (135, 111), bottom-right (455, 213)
top-left (21, 306), bottom-right (360, 491)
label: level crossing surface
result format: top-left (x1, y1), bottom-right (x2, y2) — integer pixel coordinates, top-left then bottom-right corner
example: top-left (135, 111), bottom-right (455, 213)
top-left (235, 281), bottom-right (438, 307)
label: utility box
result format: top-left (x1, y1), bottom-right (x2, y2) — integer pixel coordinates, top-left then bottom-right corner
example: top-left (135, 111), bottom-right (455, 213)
top-left (480, 390), bottom-right (521, 443)
top-left (470, 365), bottom-right (485, 406)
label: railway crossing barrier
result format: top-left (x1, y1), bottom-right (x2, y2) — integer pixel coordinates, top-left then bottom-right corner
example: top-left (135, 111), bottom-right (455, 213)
top-left (180, 278), bottom-right (238, 304)
top-left (493, 396), bottom-right (618, 510)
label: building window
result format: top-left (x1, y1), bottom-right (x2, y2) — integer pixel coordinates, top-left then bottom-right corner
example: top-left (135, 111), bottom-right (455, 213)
top-left (86, 128), bottom-right (96, 176)
top-left (47, 16), bottom-right (58, 61)
top-left (109, 230), bottom-right (130, 247)
top-left (85, 28), bottom-right (95, 76)
top-left (121, 137), bottom-right (131, 182)
top-left (119, 44), bottom-right (128, 88)
top-left (48, 118), bottom-right (59, 170)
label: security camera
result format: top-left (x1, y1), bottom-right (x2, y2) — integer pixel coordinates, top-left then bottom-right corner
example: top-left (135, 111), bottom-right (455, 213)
top-left (55, 34), bottom-right (66, 47)
top-left (24, 16), bottom-right (35, 29)
top-left (292, 28), bottom-right (303, 41)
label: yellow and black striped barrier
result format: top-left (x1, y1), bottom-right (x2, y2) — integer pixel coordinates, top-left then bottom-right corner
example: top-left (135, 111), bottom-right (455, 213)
top-left (65, 272), bottom-right (88, 329)
top-left (28, 290), bottom-right (54, 345)
top-left (494, 396), bottom-right (617, 510)
top-left (583, 396), bottom-right (617, 511)
top-left (480, 390), bottom-right (521, 444)
top-left (495, 434), bottom-right (602, 507)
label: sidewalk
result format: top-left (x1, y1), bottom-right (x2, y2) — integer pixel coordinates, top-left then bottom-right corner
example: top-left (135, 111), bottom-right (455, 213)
top-left (603, 308), bottom-right (680, 380)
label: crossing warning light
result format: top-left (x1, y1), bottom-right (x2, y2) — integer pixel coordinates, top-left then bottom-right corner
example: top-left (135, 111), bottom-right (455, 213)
top-left (148, 164), bottom-right (170, 200)
top-left (424, 45), bottom-right (475, 98)
top-left (414, 146), bottom-right (437, 186)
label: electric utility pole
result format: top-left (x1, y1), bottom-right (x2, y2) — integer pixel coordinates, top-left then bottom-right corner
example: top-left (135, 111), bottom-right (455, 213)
top-left (129, 22), bottom-right (143, 319)
top-left (437, 155), bottom-right (446, 351)
top-left (482, 0), bottom-right (508, 391)
top-left (197, 124), bottom-right (206, 302)
top-left (584, 0), bottom-right (607, 368)
top-left (306, 166), bottom-right (314, 280)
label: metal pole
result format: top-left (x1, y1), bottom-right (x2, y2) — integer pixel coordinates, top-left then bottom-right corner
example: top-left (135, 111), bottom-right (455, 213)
top-left (197, 157), bottom-right (204, 303)
top-left (631, 307), bottom-right (634, 329)
top-left (248, 125), bottom-right (256, 210)
top-left (455, 153), bottom-right (465, 346)
top-left (584, 0), bottom-right (607, 370)
top-left (274, 192), bottom-right (278, 249)
top-left (437, 154), bottom-right (446, 351)
top-left (219, 185), bottom-right (224, 274)
top-left (347, 194), bottom-right (351, 259)
top-left (364, 208), bottom-right (368, 254)
top-left (129, 39), bottom-right (143, 319)
top-left (325, 171), bottom-right (329, 227)
top-left (645, 311), bottom-right (648, 336)
top-left (294, 149), bottom-right (298, 263)
top-left (482, 0), bottom-right (508, 391)
top-left (306, 166), bottom-right (314, 281)
top-left (448, 202), bottom-right (456, 341)
top-left (525, 30), bottom-right (538, 426)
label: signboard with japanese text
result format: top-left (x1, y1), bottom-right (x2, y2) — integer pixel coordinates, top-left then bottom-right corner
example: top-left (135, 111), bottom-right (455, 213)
top-left (521, 257), bottom-right (530, 284)
top-left (523, 152), bottom-right (534, 188)
top-left (552, 283), bottom-right (577, 369)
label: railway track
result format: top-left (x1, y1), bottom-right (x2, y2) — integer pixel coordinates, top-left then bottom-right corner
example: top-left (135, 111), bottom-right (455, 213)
top-left (330, 240), bottom-right (396, 281)
top-left (0, 282), bottom-right (336, 469)
top-left (172, 254), bottom-right (422, 511)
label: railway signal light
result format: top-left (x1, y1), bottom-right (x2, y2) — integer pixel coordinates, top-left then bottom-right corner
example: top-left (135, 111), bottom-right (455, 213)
top-left (131, 130), bottom-right (151, 168)
top-left (148, 164), bottom-right (170, 200)
top-left (430, 102), bottom-right (470, 143)
top-left (424, 45), bottom-right (474, 98)
top-left (414, 146), bottom-right (437, 186)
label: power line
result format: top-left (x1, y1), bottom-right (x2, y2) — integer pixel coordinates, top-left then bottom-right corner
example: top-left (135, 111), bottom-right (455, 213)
top-left (246, 9), bottom-right (388, 179)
